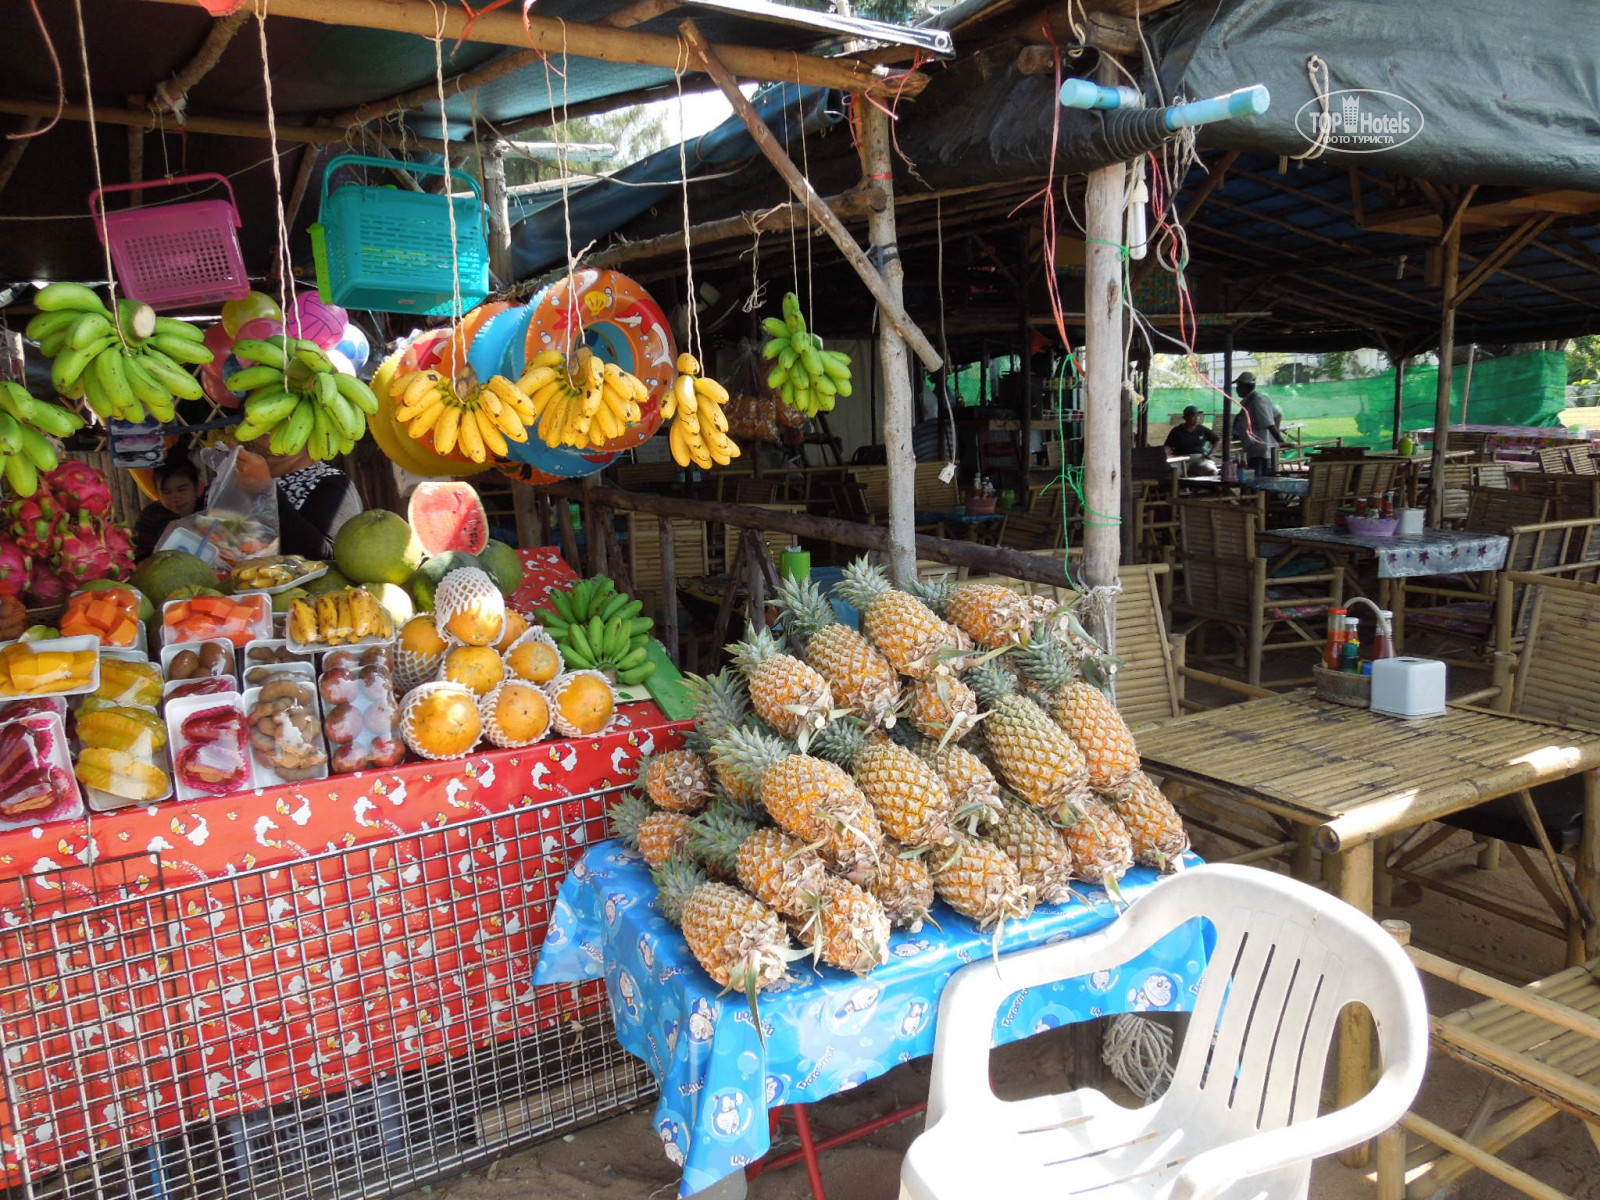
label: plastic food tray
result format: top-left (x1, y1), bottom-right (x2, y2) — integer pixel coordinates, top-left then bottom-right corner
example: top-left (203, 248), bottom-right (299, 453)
top-left (165, 691), bottom-right (254, 802)
top-left (0, 635), bottom-right (102, 700)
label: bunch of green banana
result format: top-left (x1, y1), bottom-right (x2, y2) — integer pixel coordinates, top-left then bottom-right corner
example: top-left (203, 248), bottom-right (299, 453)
top-left (24, 282), bottom-right (212, 424)
top-left (227, 336), bottom-right (380, 460)
top-left (532, 575), bottom-right (658, 685)
top-left (0, 381), bottom-right (85, 496)
top-left (761, 290), bottom-right (852, 418)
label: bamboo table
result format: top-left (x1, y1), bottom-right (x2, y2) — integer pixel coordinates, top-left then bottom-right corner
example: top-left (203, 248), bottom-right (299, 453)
top-left (1135, 689), bottom-right (1600, 1160)
top-left (1260, 525), bottom-right (1509, 612)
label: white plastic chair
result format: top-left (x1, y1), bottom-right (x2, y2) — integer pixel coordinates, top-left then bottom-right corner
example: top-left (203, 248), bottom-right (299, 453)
top-left (900, 864), bottom-right (1427, 1200)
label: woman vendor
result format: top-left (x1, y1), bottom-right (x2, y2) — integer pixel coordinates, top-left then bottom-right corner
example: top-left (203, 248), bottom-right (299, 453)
top-left (238, 440), bottom-right (362, 559)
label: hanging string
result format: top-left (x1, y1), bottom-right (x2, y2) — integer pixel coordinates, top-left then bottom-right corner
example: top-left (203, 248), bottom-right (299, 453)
top-left (539, 25), bottom-right (584, 349)
top-left (794, 56), bottom-right (815, 335)
top-left (674, 42), bottom-right (700, 364)
top-left (14, 0), bottom-right (62, 139)
top-left (935, 195), bottom-right (958, 470)
top-left (254, 1), bottom-right (295, 334)
top-left (428, 0), bottom-right (466, 360)
top-left (738, 211), bottom-right (768, 314)
top-left (69, 0), bottom-right (122, 340)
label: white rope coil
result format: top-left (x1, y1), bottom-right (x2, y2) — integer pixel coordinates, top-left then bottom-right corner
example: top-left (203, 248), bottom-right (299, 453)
top-left (1102, 1013), bottom-right (1174, 1100)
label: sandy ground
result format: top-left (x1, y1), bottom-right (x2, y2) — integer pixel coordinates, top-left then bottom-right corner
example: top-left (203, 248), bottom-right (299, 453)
top-left (399, 656), bottom-right (1600, 1200)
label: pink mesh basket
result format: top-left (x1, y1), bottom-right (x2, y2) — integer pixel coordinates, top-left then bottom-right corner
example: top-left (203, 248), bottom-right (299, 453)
top-left (90, 173), bottom-right (250, 310)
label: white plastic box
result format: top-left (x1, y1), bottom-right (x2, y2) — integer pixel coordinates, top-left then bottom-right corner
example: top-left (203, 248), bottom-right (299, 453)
top-left (1370, 656), bottom-right (1447, 718)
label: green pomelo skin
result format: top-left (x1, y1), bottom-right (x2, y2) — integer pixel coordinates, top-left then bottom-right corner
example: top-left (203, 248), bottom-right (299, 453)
top-left (334, 511), bottom-right (424, 586)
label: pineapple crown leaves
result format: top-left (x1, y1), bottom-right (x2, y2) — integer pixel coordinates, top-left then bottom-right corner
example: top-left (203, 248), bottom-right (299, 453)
top-left (609, 791), bottom-right (655, 851)
top-left (726, 625), bottom-right (792, 678)
top-left (903, 575), bottom-right (954, 618)
top-left (650, 854), bottom-right (709, 925)
top-left (708, 721), bottom-right (796, 790)
top-left (1013, 634), bottom-right (1080, 695)
top-left (806, 714), bottom-right (869, 769)
top-left (834, 556), bottom-right (892, 611)
top-left (773, 574), bottom-right (839, 646)
top-left (687, 802), bottom-right (760, 874)
top-left (964, 658), bottom-right (1021, 707)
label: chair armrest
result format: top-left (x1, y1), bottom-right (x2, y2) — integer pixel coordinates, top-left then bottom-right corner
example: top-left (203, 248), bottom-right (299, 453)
top-left (1179, 666), bottom-right (1276, 699)
top-left (1451, 686), bottom-right (1501, 706)
top-left (1171, 1063), bottom-right (1421, 1200)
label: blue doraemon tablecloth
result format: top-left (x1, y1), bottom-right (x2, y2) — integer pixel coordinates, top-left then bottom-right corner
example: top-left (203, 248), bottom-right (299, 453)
top-left (534, 841), bottom-right (1210, 1197)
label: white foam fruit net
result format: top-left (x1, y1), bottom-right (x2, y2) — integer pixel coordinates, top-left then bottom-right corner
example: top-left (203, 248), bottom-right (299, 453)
top-left (398, 679), bottom-right (483, 760)
top-left (544, 669), bottom-right (619, 738)
top-left (434, 568), bottom-right (506, 647)
top-left (502, 625), bottom-right (561, 684)
top-left (394, 618), bottom-right (449, 696)
top-left (479, 679), bottom-right (554, 748)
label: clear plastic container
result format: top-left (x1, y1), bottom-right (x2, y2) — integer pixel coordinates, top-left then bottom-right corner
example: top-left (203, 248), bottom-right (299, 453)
top-left (161, 592), bottom-right (272, 649)
top-left (243, 679), bottom-right (329, 786)
top-left (162, 639), bottom-right (238, 684)
top-left (319, 651), bottom-right (403, 775)
top-left (0, 711), bottom-right (84, 828)
top-left (165, 692), bottom-right (254, 800)
top-left (0, 635), bottom-right (102, 700)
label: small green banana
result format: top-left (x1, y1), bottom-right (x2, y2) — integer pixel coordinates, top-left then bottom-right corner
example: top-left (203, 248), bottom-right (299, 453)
top-left (233, 338), bottom-right (286, 369)
top-left (17, 424), bottom-right (58, 472)
top-left (34, 282), bottom-right (107, 313)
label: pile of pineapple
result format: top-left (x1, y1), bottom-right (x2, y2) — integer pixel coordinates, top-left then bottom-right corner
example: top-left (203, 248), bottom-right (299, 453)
top-left (610, 556), bottom-right (1191, 1002)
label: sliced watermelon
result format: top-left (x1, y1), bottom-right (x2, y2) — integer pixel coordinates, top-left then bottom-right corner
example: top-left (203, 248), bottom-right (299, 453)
top-left (408, 481), bottom-right (490, 557)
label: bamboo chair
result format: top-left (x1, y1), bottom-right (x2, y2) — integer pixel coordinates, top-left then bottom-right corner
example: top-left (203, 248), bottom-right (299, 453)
top-left (1574, 445), bottom-right (1599, 476)
top-left (848, 465), bottom-right (892, 520)
top-left (1450, 430), bottom-right (1493, 459)
top-left (612, 461), bottom-right (681, 490)
top-left (1173, 499), bottom-right (1344, 687)
top-left (722, 504), bottom-right (806, 567)
top-left (733, 477), bottom-right (784, 504)
top-left (1384, 573), bottom-right (1600, 968)
top-left (1304, 460), bottom-right (1404, 525)
top-left (1538, 445), bottom-right (1571, 473)
top-left (996, 510), bottom-right (1063, 551)
top-left (1465, 486), bottom-right (1551, 533)
top-left (1382, 941), bottom-right (1600, 1200)
top-left (1520, 473), bottom-right (1600, 521)
top-left (1435, 462), bottom-right (1511, 526)
top-left (626, 512), bottom-right (709, 623)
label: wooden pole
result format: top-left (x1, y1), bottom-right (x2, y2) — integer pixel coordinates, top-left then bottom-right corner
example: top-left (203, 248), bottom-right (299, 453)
top-left (528, 480), bottom-right (1088, 590)
top-left (1018, 228), bottom-right (1033, 505)
top-left (1220, 328), bottom-right (1234, 466)
top-left (482, 143), bottom-right (514, 286)
top-left (151, 10), bottom-right (251, 115)
top-left (148, 0), bottom-right (914, 97)
top-left (1391, 354), bottom-right (1407, 448)
top-left (681, 19), bottom-right (943, 375)
top-left (862, 102), bottom-right (917, 585)
top-left (0, 117), bottom-right (42, 199)
top-left (659, 517), bottom-right (679, 665)
top-left (126, 98), bottom-right (145, 206)
top-left (1428, 218), bottom-right (1461, 528)
top-left (1082, 140), bottom-right (1127, 645)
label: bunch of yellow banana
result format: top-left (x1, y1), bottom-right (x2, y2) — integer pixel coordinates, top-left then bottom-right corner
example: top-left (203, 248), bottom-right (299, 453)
top-left (662, 352), bottom-right (740, 469)
top-left (518, 348), bottom-right (650, 450)
top-left (390, 366), bottom-right (533, 464)
top-left (287, 587), bottom-right (395, 647)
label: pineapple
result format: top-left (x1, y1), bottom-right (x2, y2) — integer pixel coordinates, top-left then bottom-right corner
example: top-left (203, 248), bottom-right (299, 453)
top-left (966, 661), bottom-right (1088, 819)
top-left (812, 719), bottom-right (960, 849)
top-left (929, 832), bottom-right (1035, 931)
top-left (685, 669), bottom-right (760, 806)
top-left (871, 841), bottom-right (936, 931)
top-left (727, 626), bottom-right (834, 739)
top-left (1055, 683), bottom-right (1140, 789)
top-left (1102, 768), bottom-right (1190, 870)
top-left (790, 874), bottom-right (892, 975)
top-left (908, 736), bottom-right (1003, 828)
top-left (640, 749), bottom-right (713, 813)
top-left (905, 673), bottom-right (980, 743)
top-left (836, 557), bottom-right (967, 679)
top-left (983, 795), bottom-right (1078, 905)
top-left (946, 582), bottom-right (1033, 648)
top-left (711, 724), bottom-right (883, 882)
top-left (775, 574), bottom-right (901, 728)
top-left (1060, 790), bottom-right (1135, 889)
top-left (651, 856), bottom-right (798, 1000)
top-left (690, 802), bottom-right (829, 918)
top-left (611, 792), bottom-right (694, 868)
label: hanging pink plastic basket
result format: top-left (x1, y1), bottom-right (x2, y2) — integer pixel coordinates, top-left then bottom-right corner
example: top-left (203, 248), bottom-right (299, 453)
top-left (90, 173), bottom-right (250, 310)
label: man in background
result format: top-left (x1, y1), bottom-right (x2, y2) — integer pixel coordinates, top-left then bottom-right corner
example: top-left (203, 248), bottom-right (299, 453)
top-left (1231, 372), bottom-right (1283, 476)
top-left (1163, 405), bottom-right (1218, 473)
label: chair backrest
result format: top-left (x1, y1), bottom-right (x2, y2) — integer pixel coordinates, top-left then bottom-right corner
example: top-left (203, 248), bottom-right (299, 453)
top-left (627, 512), bottom-right (709, 617)
top-left (1475, 462), bottom-right (1510, 490)
top-left (997, 510), bottom-right (1063, 550)
top-left (913, 461), bottom-right (960, 510)
top-left (1518, 473), bottom-right (1600, 520)
top-left (1177, 499), bottom-right (1260, 613)
top-left (1305, 460), bottom-right (1405, 524)
top-left (1538, 446), bottom-right (1570, 473)
top-left (1465, 486), bottom-right (1550, 532)
top-left (1503, 572), bottom-right (1600, 730)
top-left (613, 461), bottom-right (681, 490)
top-left (1451, 430), bottom-right (1492, 458)
top-left (925, 864), bottom-right (1427, 1144)
top-left (826, 479), bottom-right (872, 524)
top-left (1573, 445), bottom-right (1599, 476)
top-left (1107, 563), bottom-right (1181, 728)
top-left (733, 477), bottom-right (783, 504)
top-left (723, 504), bottom-right (806, 566)
top-left (850, 465), bottom-right (892, 518)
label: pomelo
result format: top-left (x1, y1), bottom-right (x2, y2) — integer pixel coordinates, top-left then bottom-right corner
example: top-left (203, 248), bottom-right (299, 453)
top-left (408, 550), bottom-right (480, 611)
top-left (272, 586), bottom-right (309, 614)
top-left (408, 481), bottom-right (489, 557)
top-left (131, 550), bottom-right (220, 608)
top-left (334, 510), bottom-right (423, 586)
top-left (371, 582), bottom-right (415, 626)
top-left (304, 566), bottom-right (350, 595)
top-left (477, 539), bottom-right (525, 598)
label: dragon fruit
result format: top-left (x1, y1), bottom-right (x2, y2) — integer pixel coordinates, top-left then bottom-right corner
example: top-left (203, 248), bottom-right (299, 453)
top-left (40, 461), bottom-right (113, 518)
top-left (6, 496), bottom-right (62, 558)
top-left (0, 538), bottom-right (25, 599)
top-left (24, 568), bottom-right (67, 607)
top-left (56, 515), bottom-right (134, 584)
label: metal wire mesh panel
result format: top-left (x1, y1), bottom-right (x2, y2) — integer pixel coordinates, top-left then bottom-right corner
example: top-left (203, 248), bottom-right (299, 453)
top-left (0, 789), bottom-right (655, 1200)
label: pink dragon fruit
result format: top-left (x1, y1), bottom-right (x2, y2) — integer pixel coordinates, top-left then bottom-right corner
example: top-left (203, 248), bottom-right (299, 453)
top-left (6, 496), bottom-right (62, 559)
top-left (23, 568), bottom-right (67, 607)
top-left (0, 538), bottom-right (25, 599)
top-left (40, 461), bottom-right (113, 518)
top-left (56, 515), bottom-right (135, 584)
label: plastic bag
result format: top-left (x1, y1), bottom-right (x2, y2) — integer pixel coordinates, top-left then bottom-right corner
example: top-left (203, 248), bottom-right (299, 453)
top-left (724, 338), bottom-right (806, 443)
top-left (154, 444), bottom-right (280, 568)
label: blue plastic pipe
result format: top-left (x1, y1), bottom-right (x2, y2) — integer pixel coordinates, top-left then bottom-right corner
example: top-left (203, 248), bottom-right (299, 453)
top-left (1058, 78), bottom-right (1271, 129)
top-left (1057, 79), bottom-right (1142, 111)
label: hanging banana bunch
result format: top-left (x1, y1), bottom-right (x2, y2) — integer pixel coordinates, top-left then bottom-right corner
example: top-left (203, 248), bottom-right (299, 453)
top-left (761, 290), bottom-right (852, 418)
top-left (391, 364), bottom-right (533, 464)
top-left (661, 352), bottom-right (739, 469)
top-left (0, 382), bottom-right (86, 497)
top-left (516, 348), bottom-right (651, 450)
top-left (230, 336), bottom-right (381, 461)
top-left (24, 282), bottom-right (214, 425)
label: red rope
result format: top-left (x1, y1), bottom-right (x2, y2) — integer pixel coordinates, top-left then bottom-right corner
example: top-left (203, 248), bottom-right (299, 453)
top-left (12, 0), bottom-right (62, 139)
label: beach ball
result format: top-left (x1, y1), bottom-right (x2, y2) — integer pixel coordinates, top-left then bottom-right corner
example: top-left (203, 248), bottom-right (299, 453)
top-left (232, 318), bottom-right (285, 365)
top-left (334, 321), bottom-right (371, 372)
top-left (220, 291), bottom-right (282, 338)
top-left (287, 293), bottom-right (348, 349)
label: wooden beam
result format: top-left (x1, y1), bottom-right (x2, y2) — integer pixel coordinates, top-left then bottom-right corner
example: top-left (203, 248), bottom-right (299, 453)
top-left (588, 185), bottom-right (886, 268)
top-left (0, 117), bottom-right (42, 199)
top-left (1427, 213), bottom-right (1461, 528)
top-left (483, 143), bottom-right (514, 284)
top-left (0, 97), bottom-right (449, 154)
top-left (151, 10), bottom-right (250, 115)
top-left (1454, 213), bottom-right (1558, 308)
top-left (148, 0), bottom-right (920, 98)
top-left (681, 18), bottom-right (942, 373)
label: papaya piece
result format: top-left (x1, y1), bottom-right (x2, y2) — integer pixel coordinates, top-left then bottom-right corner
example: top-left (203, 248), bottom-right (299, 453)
top-left (191, 596), bottom-right (235, 617)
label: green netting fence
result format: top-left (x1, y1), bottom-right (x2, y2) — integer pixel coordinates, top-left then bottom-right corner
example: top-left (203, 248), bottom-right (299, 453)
top-left (1149, 350), bottom-right (1569, 451)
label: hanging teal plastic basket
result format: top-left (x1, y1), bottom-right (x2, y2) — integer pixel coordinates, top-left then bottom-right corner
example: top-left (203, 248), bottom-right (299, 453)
top-left (318, 154), bottom-right (490, 316)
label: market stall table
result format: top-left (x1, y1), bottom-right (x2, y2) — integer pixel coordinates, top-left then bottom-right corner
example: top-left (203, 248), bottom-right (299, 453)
top-left (1260, 524), bottom-right (1509, 617)
top-left (1135, 689), bottom-right (1600, 1149)
top-left (536, 841), bottom-right (1210, 1198)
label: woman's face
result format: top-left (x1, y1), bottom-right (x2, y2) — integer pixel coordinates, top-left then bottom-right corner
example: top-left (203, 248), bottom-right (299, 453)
top-left (160, 474), bottom-right (198, 517)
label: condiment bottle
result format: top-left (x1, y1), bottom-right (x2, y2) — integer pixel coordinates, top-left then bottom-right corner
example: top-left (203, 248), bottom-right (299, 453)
top-left (1372, 610), bottom-right (1396, 660)
top-left (1353, 496), bottom-right (1368, 518)
top-left (1382, 491), bottom-right (1396, 520)
top-left (1324, 607), bottom-right (1348, 670)
top-left (1340, 615), bottom-right (1362, 673)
